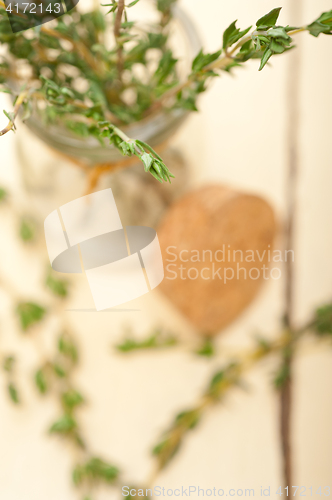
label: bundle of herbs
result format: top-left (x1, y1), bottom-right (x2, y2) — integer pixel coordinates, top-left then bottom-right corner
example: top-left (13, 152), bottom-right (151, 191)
top-left (0, 1), bottom-right (331, 183)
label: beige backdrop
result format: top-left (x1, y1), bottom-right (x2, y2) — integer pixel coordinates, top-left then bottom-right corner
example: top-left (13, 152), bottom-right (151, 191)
top-left (0, 0), bottom-right (331, 499)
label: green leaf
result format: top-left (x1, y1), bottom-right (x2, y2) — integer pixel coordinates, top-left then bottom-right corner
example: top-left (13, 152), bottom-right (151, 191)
top-left (140, 152), bottom-right (154, 172)
top-left (91, 9), bottom-right (106, 31)
top-left (314, 304), bottom-right (332, 336)
top-left (19, 217), bottom-right (35, 242)
top-left (116, 330), bottom-right (177, 352)
top-left (152, 439), bottom-right (169, 456)
top-left (196, 338), bottom-right (215, 357)
top-left (120, 140), bottom-right (135, 156)
top-left (207, 363), bottom-right (240, 399)
top-left (152, 438), bottom-right (180, 466)
top-left (223, 21), bottom-right (237, 49)
top-left (73, 458), bottom-right (119, 486)
top-left (53, 363), bottom-right (67, 378)
top-left (175, 409), bottom-right (200, 429)
top-left (65, 121), bottom-right (90, 137)
top-left (72, 465), bottom-right (84, 486)
top-left (317, 10), bottom-right (332, 24)
top-left (255, 35), bottom-right (270, 47)
top-left (177, 94), bottom-right (198, 112)
top-left (269, 40), bottom-right (287, 54)
top-left (268, 27), bottom-right (290, 40)
top-left (192, 49), bottom-right (221, 72)
top-left (156, 0), bottom-right (176, 14)
top-left (222, 21), bottom-right (251, 49)
top-left (152, 158), bottom-right (167, 181)
top-left (49, 414), bottom-right (77, 434)
top-left (62, 389), bottom-right (84, 411)
top-left (209, 370), bottom-right (224, 390)
top-left (154, 50), bottom-right (177, 82)
top-left (307, 10), bottom-right (332, 37)
top-left (259, 47), bottom-right (273, 71)
top-left (128, 0), bottom-right (140, 6)
top-left (236, 40), bottom-right (255, 62)
top-left (73, 432), bottom-right (86, 450)
top-left (8, 382), bottom-right (20, 404)
top-left (0, 187), bottom-right (7, 202)
top-left (46, 274), bottom-right (69, 298)
top-left (3, 109), bottom-right (15, 123)
top-left (60, 87), bottom-right (74, 99)
top-left (58, 334), bottom-right (79, 364)
top-left (256, 336), bottom-right (272, 353)
top-left (16, 302), bottom-right (46, 331)
top-left (135, 140), bottom-right (174, 183)
top-left (35, 368), bottom-right (48, 394)
top-left (101, 2), bottom-right (117, 14)
top-left (21, 101), bottom-right (31, 122)
top-left (3, 355), bottom-right (15, 372)
top-left (86, 458), bottom-right (119, 482)
top-left (149, 168), bottom-right (163, 183)
top-left (256, 7), bottom-right (282, 28)
top-left (147, 32), bottom-right (168, 49)
top-left (135, 139), bottom-right (163, 162)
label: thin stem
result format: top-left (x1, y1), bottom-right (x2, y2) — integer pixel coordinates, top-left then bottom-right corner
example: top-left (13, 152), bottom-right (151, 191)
top-left (150, 323), bottom-right (312, 475)
top-left (281, 0), bottom-right (303, 488)
top-left (0, 89), bottom-right (30, 137)
top-left (113, 0), bottom-right (125, 38)
top-left (288, 27), bottom-right (306, 36)
top-left (113, 125), bottom-right (143, 156)
top-left (280, 366), bottom-right (292, 486)
top-left (29, 88), bottom-right (120, 125)
top-left (41, 26), bottom-right (104, 76)
top-left (0, 84), bottom-right (121, 139)
top-left (145, 55), bottom-right (234, 116)
top-left (144, 27), bottom-right (306, 117)
top-left (114, 0), bottom-right (125, 78)
top-left (228, 35), bottom-right (251, 56)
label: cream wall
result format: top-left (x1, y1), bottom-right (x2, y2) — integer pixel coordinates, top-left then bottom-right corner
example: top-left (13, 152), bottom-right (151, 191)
top-left (0, 1), bottom-right (331, 499)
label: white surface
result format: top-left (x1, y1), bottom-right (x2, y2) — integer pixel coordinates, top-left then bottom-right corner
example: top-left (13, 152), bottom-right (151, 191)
top-left (0, 0), bottom-right (332, 499)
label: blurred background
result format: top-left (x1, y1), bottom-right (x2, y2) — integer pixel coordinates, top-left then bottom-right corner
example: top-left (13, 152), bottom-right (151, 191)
top-left (0, 0), bottom-right (331, 499)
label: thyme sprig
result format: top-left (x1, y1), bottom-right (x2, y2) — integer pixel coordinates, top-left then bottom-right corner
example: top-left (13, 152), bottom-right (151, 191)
top-left (115, 327), bottom-right (177, 352)
top-left (1, 191), bottom-right (331, 493)
top-left (1, 4), bottom-right (331, 181)
top-left (151, 309), bottom-right (332, 471)
top-left (1, 354), bottom-right (21, 403)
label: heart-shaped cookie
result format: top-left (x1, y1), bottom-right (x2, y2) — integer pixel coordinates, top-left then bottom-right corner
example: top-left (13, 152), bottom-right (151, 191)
top-left (157, 185), bottom-right (277, 335)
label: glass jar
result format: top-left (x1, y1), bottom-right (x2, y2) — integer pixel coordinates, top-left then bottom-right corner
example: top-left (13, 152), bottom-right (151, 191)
top-left (15, 4), bottom-right (201, 222)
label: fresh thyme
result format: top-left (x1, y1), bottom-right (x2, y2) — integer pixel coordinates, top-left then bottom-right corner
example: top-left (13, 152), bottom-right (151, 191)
top-left (0, 3), bottom-right (331, 181)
